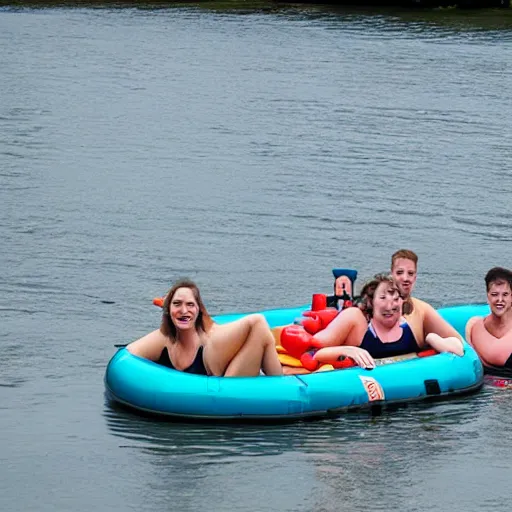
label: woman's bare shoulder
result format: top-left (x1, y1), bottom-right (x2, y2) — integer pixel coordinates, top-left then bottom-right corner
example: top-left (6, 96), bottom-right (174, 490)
top-left (466, 316), bottom-right (482, 333)
top-left (410, 297), bottom-right (431, 314)
top-left (127, 329), bottom-right (168, 360)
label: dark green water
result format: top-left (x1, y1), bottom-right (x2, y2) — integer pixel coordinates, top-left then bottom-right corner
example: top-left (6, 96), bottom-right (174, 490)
top-left (1, 5), bottom-right (511, 511)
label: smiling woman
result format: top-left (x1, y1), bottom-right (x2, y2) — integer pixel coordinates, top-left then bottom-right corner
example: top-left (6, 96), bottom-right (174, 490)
top-left (127, 279), bottom-right (283, 377)
top-left (465, 267), bottom-right (512, 371)
top-left (308, 273), bottom-right (464, 366)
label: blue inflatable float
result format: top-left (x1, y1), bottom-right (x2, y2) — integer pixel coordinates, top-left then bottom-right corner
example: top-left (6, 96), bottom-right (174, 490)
top-left (105, 303), bottom-right (488, 421)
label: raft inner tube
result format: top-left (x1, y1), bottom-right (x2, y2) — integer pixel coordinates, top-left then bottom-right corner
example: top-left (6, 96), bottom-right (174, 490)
top-left (104, 303), bottom-right (486, 421)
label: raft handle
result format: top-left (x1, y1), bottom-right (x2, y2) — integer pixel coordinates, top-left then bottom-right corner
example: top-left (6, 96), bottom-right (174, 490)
top-left (424, 379), bottom-right (441, 396)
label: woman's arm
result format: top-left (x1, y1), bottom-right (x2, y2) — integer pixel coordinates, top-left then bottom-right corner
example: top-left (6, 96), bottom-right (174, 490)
top-left (422, 302), bottom-right (463, 340)
top-left (127, 329), bottom-right (167, 361)
top-left (314, 345), bottom-right (376, 369)
top-left (425, 333), bottom-right (464, 356)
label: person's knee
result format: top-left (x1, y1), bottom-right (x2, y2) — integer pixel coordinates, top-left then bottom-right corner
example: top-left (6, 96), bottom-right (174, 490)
top-left (254, 314), bottom-right (272, 335)
top-left (246, 313), bottom-right (266, 328)
top-left (244, 314), bottom-right (272, 345)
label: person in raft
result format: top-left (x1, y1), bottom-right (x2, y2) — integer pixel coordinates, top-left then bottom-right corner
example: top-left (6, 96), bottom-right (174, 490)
top-left (390, 249), bottom-right (464, 346)
top-left (310, 273), bottom-right (464, 368)
top-left (127, 279), bottom-right (283, 377)
top-left (465, 267), bottom-right (512, 371)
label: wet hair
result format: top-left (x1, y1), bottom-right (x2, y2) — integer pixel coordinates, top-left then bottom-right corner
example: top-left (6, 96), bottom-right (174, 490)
top-left (391, 249), bottom-right (418, 270)
top-left (160, 279), bottom-right (214, 342)
top-left (356, 273), bottom-right (412, 319)
top-left (484, 267), bottom-right (512, 292)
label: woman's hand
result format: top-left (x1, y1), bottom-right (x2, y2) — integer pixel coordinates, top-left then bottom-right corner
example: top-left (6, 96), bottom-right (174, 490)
top-left (339, 346), bottom-right (376, 369)
top-left (314, 345), bottom-right (376, 369)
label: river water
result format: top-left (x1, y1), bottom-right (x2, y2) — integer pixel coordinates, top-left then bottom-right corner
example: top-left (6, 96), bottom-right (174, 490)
top-left (1, 4), bottom-right (512, 511)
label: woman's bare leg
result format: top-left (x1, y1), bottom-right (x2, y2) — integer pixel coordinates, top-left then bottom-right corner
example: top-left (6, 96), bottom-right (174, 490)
top-left (204, 314), bottom-right (282, 377)
top-left (224, 323), bottom-right (283, 376)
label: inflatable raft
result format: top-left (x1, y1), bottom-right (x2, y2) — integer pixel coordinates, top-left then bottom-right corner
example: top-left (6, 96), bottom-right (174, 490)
top-left (105, 303), bottom-right (486, 421)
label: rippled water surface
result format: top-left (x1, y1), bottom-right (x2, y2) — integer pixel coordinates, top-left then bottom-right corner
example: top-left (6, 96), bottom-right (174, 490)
top-left (1, 4), bottom-right (512, 511)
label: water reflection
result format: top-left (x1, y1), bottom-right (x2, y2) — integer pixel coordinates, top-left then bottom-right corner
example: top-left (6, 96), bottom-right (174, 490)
top-left (104, 391), bottom-right (489, 458)
top-left (104, 392), bottom-right (494, 511)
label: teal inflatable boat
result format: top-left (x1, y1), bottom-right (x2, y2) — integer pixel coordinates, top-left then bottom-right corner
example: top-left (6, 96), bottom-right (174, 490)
top-left (105, 304), bottom-right (487, 421)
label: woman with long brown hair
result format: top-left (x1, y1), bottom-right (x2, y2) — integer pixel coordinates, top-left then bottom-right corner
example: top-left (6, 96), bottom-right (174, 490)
top-left (128, 279), bottom-right (282, 377)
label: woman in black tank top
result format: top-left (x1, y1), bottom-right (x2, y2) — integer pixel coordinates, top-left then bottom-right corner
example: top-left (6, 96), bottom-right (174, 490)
top-left (156, 345), bottom-right (207, 375)
top-left (312, 274), bottom-right (463, 366)
top-left (127, 279), bottom-right (282, 377)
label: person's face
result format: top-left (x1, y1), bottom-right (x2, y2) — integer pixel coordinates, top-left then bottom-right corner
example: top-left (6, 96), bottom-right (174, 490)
top-left (391, 258), bottom-right (417, 298)
top-left (169, 287), bottom-right (199, 331)
top-left (487, 281), bottom-right (512, 319)
top-left (372, 282), bottom-right (403, 328)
